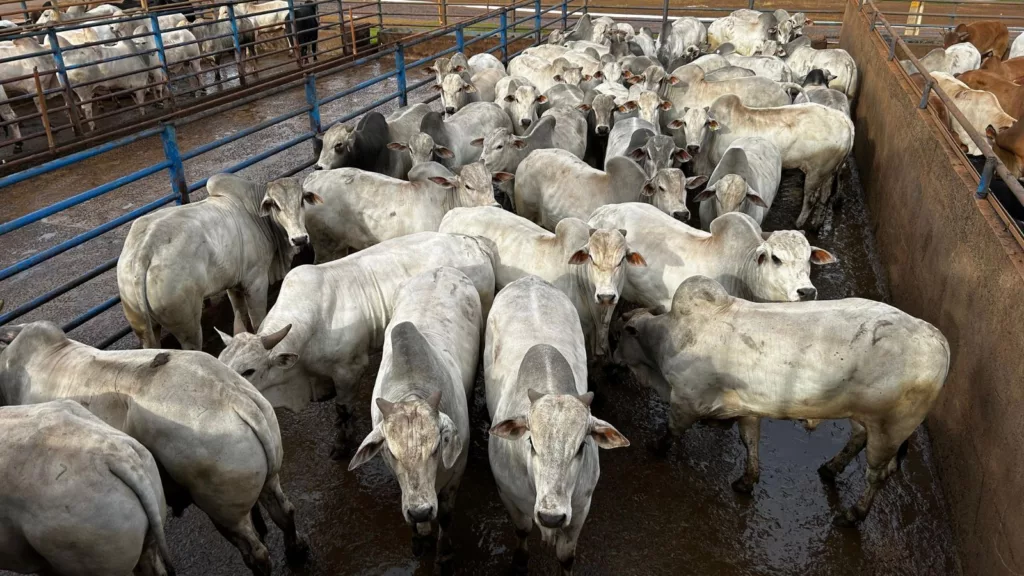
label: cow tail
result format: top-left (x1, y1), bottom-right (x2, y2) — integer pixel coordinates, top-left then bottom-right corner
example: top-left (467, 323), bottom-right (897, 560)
top-left (781, 82), bottom-right (804, 99)
top-left (139, 257), bottom-right (159, 348)
top-left (108, 458), bottom-right (176, 575)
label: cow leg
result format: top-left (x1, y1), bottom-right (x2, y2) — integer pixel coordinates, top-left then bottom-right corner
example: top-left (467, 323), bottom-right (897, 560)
top-left (436, 483), bottom-right (459, 574)
top-left (226, 288), bottom-right (252, 334)
top-left (213, 516), bottom-right (271, 576)
top-left (498, 489), bottom-right (532, 575)
top-left (555, 521), bottom-right (584, 576)
top-left (795, 169), bottom-right (825, 229)
top-left (250, 505), bottom-right (268, 541)
top-left (0, 99), bottom-right (22, 154)
top-left (329, 361), bottom-right (366, 460)
top-left (259, 473), bottom-right (309, 565)
top-left (834, 427), bottom-right (901, 526)
top-left (818, 420), bottom-right (867, 483)
top-left (808, 171), bottom-right (837, 230)
top-left (732, 416), bottom-right (761, 494)
top-left (244, 277), bottom-right (269, 332)
top-left (191, 60), bottom-right (205, 96)
top-left (651, 392), bottom-right (698, 456)
top-left (76, 87), bottom-right (96, 131)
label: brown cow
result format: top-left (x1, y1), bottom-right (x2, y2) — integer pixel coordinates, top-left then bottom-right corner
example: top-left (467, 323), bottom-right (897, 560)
top-left (959, 69), bottom-right (1024, 118)
top-left (980, 55), bottom-right (1024, 84)
top-left (943, 21), bottom-right (1010, 59)
top-left (987, 120), bottom-right (1024, 178)
top-left (910, 73), bottom-right (950, 130)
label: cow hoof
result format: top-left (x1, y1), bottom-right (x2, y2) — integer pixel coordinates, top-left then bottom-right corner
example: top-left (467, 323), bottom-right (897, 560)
top-left (286, 535), bottom-right (311, 565)
top-left (731, 476), bottom-right (756, 494)
top-left (817, 464), bottom-right (838, 484)
top-left (832, 509), bottom-right (862, 528)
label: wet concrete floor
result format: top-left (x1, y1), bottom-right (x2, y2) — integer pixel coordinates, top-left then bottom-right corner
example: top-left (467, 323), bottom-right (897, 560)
top-left (2, 54), bottom-right (962, 576)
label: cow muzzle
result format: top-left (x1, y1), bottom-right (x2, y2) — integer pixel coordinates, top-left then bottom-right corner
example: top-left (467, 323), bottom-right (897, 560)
top-left (797, 287), bottom-right (817, 301)
top-left (521, 118), bottom-right (532, 128)
top-left (596, 125), bottom-right (610, 136)
top-left (536, 510), bottom-right (568, 529)
top-left (290, 235), bottom-right (309, 247)
top-left (596, 293), bottom-right (618, 306)
top-left (672, 210), bottom-right (690, 222)
top-left (445, 106), bottom-right (456, 115)
top-left (686, 144), bottom-right (700, 155)
top-left (406, 504), bottom-right (435, 523)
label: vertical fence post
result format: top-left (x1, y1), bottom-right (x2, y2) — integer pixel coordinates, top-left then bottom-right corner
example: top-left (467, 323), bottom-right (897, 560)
top-left (46, 28), bottom-right (83, 137)
top-left (440, 0), bottom-right (448, 27)
top-left (305, 74), bottom-right (322, 157)
top-left (748, 0), bottom-right (754, 9)
top-left (376, 0), bottom-right (383, 37)
top-left (161, 123), bottom-right (189, 205)
top-left (534, 0), bottom-right (541, 44)
top-left (349, 7), bottom-right (359, 55)
top-left (456, 24), bottom-right (464, 52)
top-left (583, 0), bottom-right (588, 15)
top-left (19, 0), bottom-right (30, 23)
top-left (918, 79), bottom-right (933, 109)
top-left (395, 44), bottom-right (407, 106)
top-left (149, 15), bottom-right (176, 107)
top-left (336, 0), bottom-right (348, 55)
top-left (977, 157), bottom-right (995, 199)
top-left (227, 4), bottom-right (247, 87)
top-left (500, 8), bottom-right (508, 64)
top-left (663, 0), bottom-right (670, 29)
top-left (561, 0), bottom-right (566, 29)
top-left (31, 67), bottom-right (55, 154)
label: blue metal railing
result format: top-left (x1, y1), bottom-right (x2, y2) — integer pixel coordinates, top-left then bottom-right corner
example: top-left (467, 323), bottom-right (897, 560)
top-left (0, 0), bottom-right (574, 347)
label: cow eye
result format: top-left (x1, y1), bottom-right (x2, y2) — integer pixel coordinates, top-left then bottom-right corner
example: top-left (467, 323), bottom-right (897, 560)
top-left (576, 441), bottom-right (586, 457)
top-left (241, 368), bottom-right (256, 377)
top-left (496, 144), bottom-right (503, 150)
top-left (528, 437), bottom-right (535, 451)
top-left (771, 255), bottom-right (782, 265)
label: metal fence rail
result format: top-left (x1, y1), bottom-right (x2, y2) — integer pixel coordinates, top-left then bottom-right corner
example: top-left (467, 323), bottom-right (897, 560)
top-left (0, 0), bottom-right (576, 348)
top-left (859, 0), bottom-right (1024, 239)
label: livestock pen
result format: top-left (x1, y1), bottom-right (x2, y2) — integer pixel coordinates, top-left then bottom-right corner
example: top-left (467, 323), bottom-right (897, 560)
top-left (0, 0), bottom-right (1021, 574)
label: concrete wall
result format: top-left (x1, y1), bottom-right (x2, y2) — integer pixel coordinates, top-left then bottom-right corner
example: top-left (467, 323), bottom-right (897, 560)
top-left (840, 2), bottom-right (1024, 574)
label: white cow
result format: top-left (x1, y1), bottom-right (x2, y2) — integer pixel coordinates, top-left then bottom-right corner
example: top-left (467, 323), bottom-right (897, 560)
top-left (514, 148), bottom-right (701, 230)
top-left (509, 54), bottom-right (585, 94)
top-left (59, 37), bottom-right (152, 130)
top-left (0, 323), bottom-right (307, 575)
top-left (301, 161), bottom-right (507, 261)
top-left (0, 401), bottom-right (172, 576)
top-left (900, 42), bottom-right (981, 77)
top-left (932, 72), bottom-right (1015, 156)
top-left (436, 69), bottom-right (505, 115)
top-left (486, 276), bottom-right (629, 575)
top-left (657, 17), bottom-right (707, 69)
top-left (1011, 33), bottom-right (1024, 59)
top-left (217, 232), bottom-right (496, 459)
top-left (132, 26), bottom-right (204, 98)
top-left (692, 136), bottom-right (783, 229)
top-left (0, 38), bottom-right (61, 152)
top-left (419, 102), bottom-right (513, 170)
top-left (794, 69), bottom-right (851, 115)
top-left (589, 205), bottom-right (834, 311)
top-left (495, 76), bottom-right (546, 134)
top-left (440, 207), bottom-right (646, 360)
top-left (781, 37), bottom-right (859, 98)
top-left (707, 9), bottom-right (790, 56)
top-left (677, 95), bottom-right (854, 229)
top-left (721, 50), bottom-right (795, 82)
top-left (666, 64), bottom-right (799, 110)
top-left (613, 275), bottom-right (949, 525)
top-left (348, 267), bottom-right (480, 568)
top-left (469, 52), bottom-right (505, 74)
top-left (385, 131), bottom-right (453, 167)
top-left (118, 174), bottom-right (314, 349)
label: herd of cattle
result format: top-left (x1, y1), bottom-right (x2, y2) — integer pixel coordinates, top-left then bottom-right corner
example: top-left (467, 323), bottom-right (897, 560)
top-left (900, 20), bottom-right (1024, 180)
top-left (0, 0), bottom-right (320, 149)
top-left (1, 10), bottom-right (957, 576)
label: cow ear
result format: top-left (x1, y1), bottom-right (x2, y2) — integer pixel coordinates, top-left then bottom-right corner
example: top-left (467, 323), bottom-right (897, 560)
top-left (958, 32), bottom-right (969, 41)
top-left (691, 185), bottom-right (717, 202)
top-left (552, 74), bottom-right (564, 82)
top-left (985, 124), bottom-right (998, 140)
top-left (582, 74), bottom-right (593, 81)
top-left (767, 26), bottom-right (777, 34)
top-left (590, 417), bottom-right (630, 449)
top-left (667, 75), bottom-right (680, 85)
top-left (512, 138), bottom-right (528, 149)
top-left (641, 181), bottom-right (656, 196)
top-left (348, 425), bottom-right (385, 471)
top-left (669, 119), bottom-right (684, 129)
top-left (215, 327), bottom-right (233, 346)
top-left (453, 65), bottom-right (466, 72)
top-left (577, 103), bottom-right (592, 112)
top-left (463, 83), bottom-right (477, 93)
top-left (424, 66), bottom-right (436, 74)
top-left (659, 100), bottom-right (673, 110)
top-left (536, 94), bottom-right (548, 103)
top-left (272, 352), bottom-right (299, 369)
top-left (434, 146), bottom-right (455, 159)
top-left (685, 175), bottom-right (709, 190)
top-left (707, 119), bottom-right (721, 131)
top-left (755, 244), bottom-right (770, 265)
top-left (628, 147), bottom-right (646, 161)
top-left (470, 137), bottom-right (485, 147)
top-left (618, 228), bottom-right (628, 238)
top-left (593, 71), bottom-right (604, 79)
top-left (490, 416), bottom-right (530, 440)
top-left (492, 171), bottom-right (515, 183)
top-left (428, 176), bottom-right (456, 188)
top-left (386, 142), bottom-right (408, 151)
top-left (745, 187), bottom-right (768, 208)
top-left (809, 247), bottom-right (837, 265)
top-left (568, 248), bottom-right (590, 264)
top-left (438, 412), bottom-right (463, 469)
top-left (504, 94), bottom-right (516, 102)
top-left (431, 84), bottom-right (443, 91)
top-left (674, 148), bottom-right (692, 161)
top-left (625, 75), bottom-right (641, 85)
top-left (618, 101), bottom-right (637, 112)
top-left (622, 69), bottom-right (633, 78)
top-left (303, 192), bottom-right (323, 205)
top-left (626, 250), bottom-right (647, 266)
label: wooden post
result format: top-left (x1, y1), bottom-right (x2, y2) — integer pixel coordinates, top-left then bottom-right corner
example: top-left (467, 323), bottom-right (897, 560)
top-left (32, 67), bottom-right (55, 154)
top-left (348, 7), bottom-right (358, 55)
